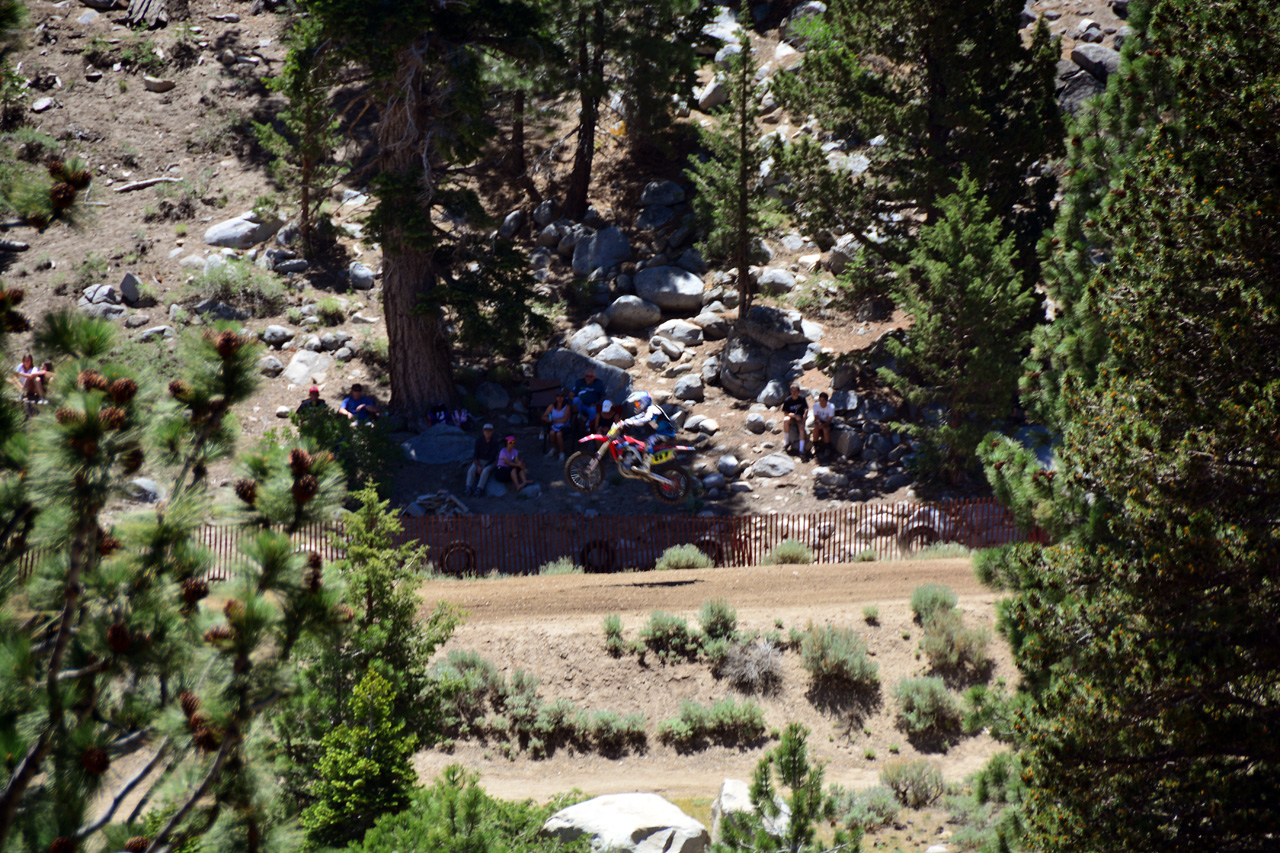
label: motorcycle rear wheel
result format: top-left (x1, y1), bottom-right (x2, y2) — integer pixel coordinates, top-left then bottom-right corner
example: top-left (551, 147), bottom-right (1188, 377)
top-left (651, 465), bottom-right (693, 504)
top-left (565, 451), bottom-right (605, 493)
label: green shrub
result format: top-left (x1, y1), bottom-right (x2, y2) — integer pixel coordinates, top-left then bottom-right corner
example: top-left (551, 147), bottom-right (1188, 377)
top-left (534, 697), bottom-right (588, 744)
top-left (698, 597), bottom-right (737, 641)
top-left (656, 697), bottom-right (767, 748)
top-left (798, 624), bottom-right (879, 689)
top-left (639, 610), bottom-right (700, 661)
top-left (187, 261), bottom-right (287, 317)
top-left (655, 543), bottom-right (714, 570)
top-left (603, 613), bottom-right (626, 657)
top-left (589, 710), bottom-right (646, 752)
top-left (879, 759), bottom-right (945, 808)
top-left (539, 557), bottom-right (584, 575)
top-left (317, 295), bottom-right (345, 325)
top-left (721, 637), bottom-right (783, 694)
top-left (286, 306), bottom-right (307, 325)
top-left (764, 538), bottom-right (813, 565)
top-left (910, 583), bottom-right (958, 623)
top-left (293, 405), bottom-right (399, 496)
top-left (829, 784), bottom-right (901, 832)
top-left (914, 542), bottom-right (971, 559)
top-left (960, 684), bottom-right (1024, 741)
top-left (920, 608), bottom-right (991, 676)
top-left (852, 548), bottom-right (878, 562)
top-left (432, 649), bottom-right (503, 730)
top-left (862, 604), bottom-right (880, 625)
top-left (893, 677), bottom-right (961, 737)
top-left (973, 751), bottom-right (1024, 805)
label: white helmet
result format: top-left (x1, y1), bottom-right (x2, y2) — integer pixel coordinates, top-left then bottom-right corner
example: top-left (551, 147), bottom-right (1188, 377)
top-left (626, 391), bottom-right (651, 417)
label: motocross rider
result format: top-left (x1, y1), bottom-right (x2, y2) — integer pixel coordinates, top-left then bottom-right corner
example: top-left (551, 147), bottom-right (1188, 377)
top-left (619, 391), bottom-right (676, 472)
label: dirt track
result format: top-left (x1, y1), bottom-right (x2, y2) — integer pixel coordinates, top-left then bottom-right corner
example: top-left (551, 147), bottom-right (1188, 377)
top-left (414, 558), bottom-right (1007, 804)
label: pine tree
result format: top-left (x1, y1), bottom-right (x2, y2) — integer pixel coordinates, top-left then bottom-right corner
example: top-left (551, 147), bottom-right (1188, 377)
top-left (301, 667), bottom-right (418, 847)
top-left (773, 0), bottom-right (1061, 271)
top-left (686, 34), bottom-right (774, 319)
top-left (978, 2), bottom-right (1280, 849)
top-left (878, 172), bottom-right (1034, 484)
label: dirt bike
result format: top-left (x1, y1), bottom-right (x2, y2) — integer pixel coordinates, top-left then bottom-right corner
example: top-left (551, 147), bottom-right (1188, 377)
top-left (564, 424), bottom-right (695, 504)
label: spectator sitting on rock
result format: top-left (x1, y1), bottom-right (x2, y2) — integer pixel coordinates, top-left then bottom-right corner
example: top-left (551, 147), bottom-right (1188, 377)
top-left (543, 390), bottom-right (572, 460)
top-left (339, 383), bottom-right (379, 424)
top-left (811, 391), bottom-right (835, 457)
top-left (495, 435), bottom-right (530, 491)
top-left (570, 367), bottom-right (606, 426)
top-left (14, 354), bottom-right (47, 402)
top-left (594, 398), bottom-right (621, 433)
top-left (466, 423), bottom-right (502, 497)
top-left (781, 384), bottom-right (809, 458)
top-left (297, 385), bottom-right (328, 415)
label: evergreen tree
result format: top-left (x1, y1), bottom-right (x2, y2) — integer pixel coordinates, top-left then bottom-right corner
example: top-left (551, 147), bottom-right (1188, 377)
top-left (774, 0), bottom-right (1061, 272)
top-left (979, 2), bottom-right (1280, 850)
top-left (302, 667), bottom-right (418, 847)
top-left (686, 35), bottom-right (774, 319)
top-left (878, 172), bottom-right (1034, 484)
top-left (253, 14), bottom-right (344, 258)
top-left (713, 723), bottom-right (856, 853)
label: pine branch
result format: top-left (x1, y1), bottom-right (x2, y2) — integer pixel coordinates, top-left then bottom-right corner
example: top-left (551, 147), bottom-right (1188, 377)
top-left (142, 737), bottom-right (233, 853)
top-left (75, 738), bottom-right (171, 838)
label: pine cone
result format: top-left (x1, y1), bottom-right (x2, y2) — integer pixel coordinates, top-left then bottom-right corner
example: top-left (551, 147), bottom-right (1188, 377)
top-left (288, 448), bottom-right (312, 476)
top-left (168, 380), bottom-right (190, 400)
top-left (181, 577), bottom-right (209, 604)
top-left (233, 478), bottom-right (257, 507)
top-left (291, 474), bottom-right (319, 505)
top-left (69, 438), bottom-right (99, 459)
top-left (307, 551), bottom-right (323, 570)
top-left (24, 213), bottom-right (50, 231)
top-left (50, 181), bottom-right (77, 211)
top-left (2, 287), bottom-right (25, 305)
top-left (78, 370), bottom-right (109, 392)
top-left (203, 624), bottom-right (233, 644)
top-left (304, 567), bottom-right (323, 593)
top-left (223, 598), bottom-right (245, 623)
top-left (214, 330), bottom-right (240, 358)
top-left (192, 724), bottom-right (221, 752)
top-left (100, 406), bottom-right (127, 430)
top-left (0, 310), bottom-right (31, 334)
top-left (79, 746), bottom-right (109, 775)
top-left (55, 407), bottom-right (81, 425)
top-left (45, 158), bottom-right (66, 179)
top-left (106, 622), bottom-right (131, 654)
top-left (179, 689), bottom-right (200, 718)
top-left (47, 837), bottom-right (75, 853)
top-left (67, 168), bottom-right (92, 190)
top-left (124, 838), bottom-right (150, 853)
top-left (97, 532), bottom-right (122, 557)
top-left (108, 377), bottom-right (138, 404)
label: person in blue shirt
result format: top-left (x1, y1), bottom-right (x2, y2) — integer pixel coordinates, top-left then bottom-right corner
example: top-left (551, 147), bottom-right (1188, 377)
top-left (571, 367), bottom-right (606, 425)
top-left (340, 383), bottom-right (379, 424)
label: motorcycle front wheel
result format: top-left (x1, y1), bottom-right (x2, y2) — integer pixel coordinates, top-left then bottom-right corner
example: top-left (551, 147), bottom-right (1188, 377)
top-left (565, 451), bottom-right (605, 494)
top-left (650, 465), bottom-right (693, 504)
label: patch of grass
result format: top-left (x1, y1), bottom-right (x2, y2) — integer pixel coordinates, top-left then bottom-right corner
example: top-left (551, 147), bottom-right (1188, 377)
top-left (893, 677), bottom-right (961, 738)
top-left (914, 542), bottom-right (971, 559)
top-left (720, 637), bottom-right (783, 694)
top-left (698, 598), bottom-right (737, 641)
top-left (880, 759), bottom-right (945, 808)
top-left (862, 604), bottom-right (880, 625)
top-left (797, 623), bottom-right (879, 689)
top-left (174, 223), bottom-right (188, 237)
top-left (656, 697), bottom-right (767, 749)
top-left (830, 784), bottom-right (901, 832)
top-left (185, 262), bottom-right (286, 317)
top-left (852, 548), bottom-right (878, 562)
top-left (286, 306), bottom-right (308, 326)
top-left (864, 748), bottom-right (877, 760)
top-left (639, 610), bottom-right (700, 662)
top-left (603, 613), bottom-right (626, 658)
top-left (316, 296), bottom-right (345, 326)
top-left (920, 609), bottom-right (991, 678)
top-left (910, 583), bottom-right (957, 624)
top-left (655, 543), bottom-right (714, 571)
top-left (538, 557), bottom-right (583, 575)
top-left (764, 538), bottom-right (813, 565)
top-left (73, 254), bottom-right (109, 289)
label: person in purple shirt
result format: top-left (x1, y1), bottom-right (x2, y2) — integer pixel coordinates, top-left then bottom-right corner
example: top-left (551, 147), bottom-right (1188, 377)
top-left (494, 435), bottom-right (530, 491)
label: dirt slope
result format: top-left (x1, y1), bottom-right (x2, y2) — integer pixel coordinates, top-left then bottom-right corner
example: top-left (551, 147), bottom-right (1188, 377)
top-left (414, 558), bottom-right (1010, 803)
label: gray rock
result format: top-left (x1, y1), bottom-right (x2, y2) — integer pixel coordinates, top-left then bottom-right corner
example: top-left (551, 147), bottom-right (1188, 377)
top-left (125, 478), bottom-right (164, 503)
top-left (302, 335), bottom-right (323, 352)
top-left (348, 261), bottom-right (376, 290)
top-left (699, 418), bottom-right (719, 434)
top-left (282, 350), bottom-right (335, 386)
top-left (829, 390), bottom-right (858, 412)
top-left (475, 381), bottom-right (510, 411)
top-left (259, 355), bottom-right (284, 377)
top-left (483, 478), bottom-right (509, 498)
top-left (641, 180), bottom-right (686, 206)
top-left (833, 428), bottom-right (864, 458)
top-left (203, 211), bottom-right (283, 249)
top-left (535, 348), bottom-right (632, 402)
top-left (542, 793), bottom-right (709, 853)
top-left (654, 318), bottom-right (704, 347)
top-left (275, 405), bottom-right (291, 418)
top-left (685, 414), bottom-right (706, 432)
top-left (702, 473), bottom-right (727, 490)
top-left (31, 97), bottom-right (54, 113)
top-left (262, 325), bottom-right (291, 347)
top-left (674, 373), bottom-right (704, 402)
top-left (1071, 44), bottom-right (1121, 82)
top-left (123, 314), bottom-right (150, 329)
top-left (758, 267), bottom-right (797, 294)
top-left (757, 379), bottom-right (787, 408)
top-left (536, 224), bottom-right (561, 248)
top-left (717, 455), bottom-right (742, 477)
top-left (697, 77), bottom-right (727, 111)
top-left (605, 295), bottom-right (662, 330)
top-left (275, 259), bottom-right (309, 274)
top-left (647, 350), bottom-right (671, 371)
top-left (139, 325), bottom-right (175, 342)
top-left (665, 362), bottom-right (693, 378)
top-left (596, 342), bottom-right (636, 369)
top-left (533, 199), bottom-right (560, 227)
top-left (657, 338), bottom-right (685, 360)
top-left (741, 305), bottom-right (814, 350)
top-left (676, 247), bottom-right (708, 274)
top-left (83, 283), bottom-right (118, 305)
top-left (498, 209), bottom-right (526, 239)
top-left (745, 413), bottom-right (767, 434)
top-left (752, 453), bottom-right (795, 478)
top-left (119, 272), bottom-right (143, 304)
top-left (516, 481), bottom-right (543, 500)
top-left (572, 226), bottom-right (631, 275)
top-left (636, 205), bottom-right (675, 231)
top-left (883, 472), bottom-right (913, 491)
top-left (142, 76), bottom-right (176, 93)
top-left (634, 266), bottom-right (705, 312)
top-left (401, 423), bottom-right (475, 465)
top-left (568, 323), bottom-right (608, 356)
top-left (701, 355), bottom-right (720, 385)
top-left (813, 467), bottom-right (848, 488)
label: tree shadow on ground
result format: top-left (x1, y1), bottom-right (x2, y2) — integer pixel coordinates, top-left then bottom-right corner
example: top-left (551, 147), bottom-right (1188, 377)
top-left (806, 679), bottom-right (883, 734)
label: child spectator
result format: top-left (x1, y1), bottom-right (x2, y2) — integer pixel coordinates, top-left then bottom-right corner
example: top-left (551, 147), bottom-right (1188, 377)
top-left (495, 435), bottom-right (529, 491)
top-left (811, 391), bottom-right (835, 456)
top-left (14, 354), bottom-right (46, 402)
top-left (297, 386), bottom-right (328, 415)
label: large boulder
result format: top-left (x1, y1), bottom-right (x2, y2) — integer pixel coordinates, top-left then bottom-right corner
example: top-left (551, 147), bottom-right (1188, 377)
top-left (673, 373), bottom-right (704, 402)
top-left (654, 319), bottom-right (704, 347)
top-left (641, 180), bottom-right (686, 206)
top-left (596, 342), bottom-right (636, 369)
top-left (572, 226), bottom-right (631, 275)
top-left (1071, 44), bottom-right (1121, 82)
top-left (569, 322), bottom-right (608, 356)
top-left (203, 211), bottom-right (283, 249)
top-left (605, 295), bottom-right (662, 331)
top-left (719, 337), bottom-right (771, 398)
top-left (692, 312), bottom-right (729, 340)
top-left (634, 266), bottom-right (705, 312)
top-left (401, 423), bottom-right (476, 465)
top-left (711, 779), bottom-right (790, 843)
top-left (740, 305), bottom-right (816, 350)
top-left (758, 268), bottom-right (796, 295)
top-left (752, 453), bottom-right (795, 478)
top-left (474, 381), bottom-right (510, 411)
top-left (282, 350), bottom-right (334, 386)
top-left (535, 348), bottom-right (632, 402)
top-left (541, 793), bottom-right (709, 853)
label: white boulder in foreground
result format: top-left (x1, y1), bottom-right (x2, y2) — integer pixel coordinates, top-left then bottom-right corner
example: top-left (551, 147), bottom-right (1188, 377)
top-left (541, 792), bottom-right (709, 853)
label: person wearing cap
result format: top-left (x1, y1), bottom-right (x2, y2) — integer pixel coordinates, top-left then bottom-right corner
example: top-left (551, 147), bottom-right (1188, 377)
top-left (340, 383), bottom-right (379, 423)
top-left (594, 398), bottom-right (620, 433)
top-left (466, 423), bottom-right (502, 496)
top-left (495, 435), bottom-right (529, 491)
top-left (296, 385), bottom-right (328, 415)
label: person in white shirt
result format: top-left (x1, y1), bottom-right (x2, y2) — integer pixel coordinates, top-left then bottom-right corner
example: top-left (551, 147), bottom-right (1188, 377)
top-left (811, 391), bottom-right (835, 456)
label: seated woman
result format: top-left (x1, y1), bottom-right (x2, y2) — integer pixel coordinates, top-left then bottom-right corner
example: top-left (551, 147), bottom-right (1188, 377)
top-left (14, 354), bottom-right (46, 402)
top-left (542, 390), bottom-right (573, 460)
top-left (494, 435), bottom-right (530, 491)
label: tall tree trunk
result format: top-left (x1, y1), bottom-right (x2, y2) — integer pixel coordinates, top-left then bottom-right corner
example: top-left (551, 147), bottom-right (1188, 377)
top-left (377, 43), bottom-right (459, 421)
top-left (563, 8), bottom-right (596, 221)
